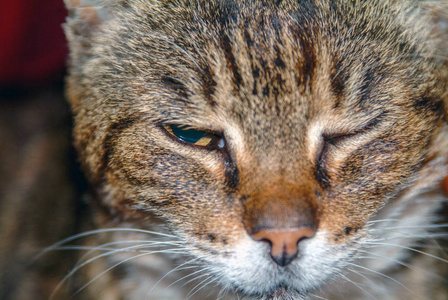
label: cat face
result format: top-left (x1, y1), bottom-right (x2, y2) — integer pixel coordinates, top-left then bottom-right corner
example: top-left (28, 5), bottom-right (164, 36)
top-left (64, 0), bottom-right (448, 298)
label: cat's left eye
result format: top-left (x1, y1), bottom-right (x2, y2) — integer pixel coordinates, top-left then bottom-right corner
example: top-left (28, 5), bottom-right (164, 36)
top-left (162, 124), bottom-right (224, 148)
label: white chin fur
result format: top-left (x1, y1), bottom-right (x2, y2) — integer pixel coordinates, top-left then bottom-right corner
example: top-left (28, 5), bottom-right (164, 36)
top-left (208, 231), bottom-right (358, 298)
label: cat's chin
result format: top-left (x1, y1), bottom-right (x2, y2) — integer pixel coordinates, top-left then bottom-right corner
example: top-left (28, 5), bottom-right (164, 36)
top-left (208, 231), bottom-right (348, 299)
top-left (223, 264), bottom-right (323, 299)
top-left (237, 286), bottom-right (308, 300)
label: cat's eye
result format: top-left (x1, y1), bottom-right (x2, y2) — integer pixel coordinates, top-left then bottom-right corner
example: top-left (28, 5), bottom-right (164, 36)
top-left (315, 132), bottom-right (355, 187)
top-left (162, 124), bottom-right (225, 148)
top-left (315, 114), bottom-right (385, 186)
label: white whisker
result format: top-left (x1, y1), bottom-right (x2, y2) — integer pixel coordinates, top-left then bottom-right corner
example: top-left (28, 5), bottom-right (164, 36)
top-left (339, 272), bottom-right (375, 299)
top-left (369, 232), bottom-right (448, 242)
top-left (145, 257), bottom-right (200, 300)
top-left (370, 223), bottom-right (448, 230)
top-left (366, 218), bottom-right (401, 224)
top-left (50, 244), bottom-right (185, 300)
top-left (365, 241), bottom-right (448, 264)
top-left (164, 265), bottom-right (213, 291)
top-left (71, 251), bottom-right (154, 298)
top-left (74, 239), bottom-right (182, 268)
top-left (357, 250), bottom-right (446, 281)
top-left (36, 228), bottom-right (178, 261)
top-left (346, 262), bottom-right (420, 297)
top-left (309, 292), bottom-right (330, 300)
top-left (347, 266), bottom-right (376, 286)
top-left (216, 285), bottom-right (231, 300)
top-left (182, 268), bottom-right (215, 288)
top-left (186, 275), bottom-right (218, 300)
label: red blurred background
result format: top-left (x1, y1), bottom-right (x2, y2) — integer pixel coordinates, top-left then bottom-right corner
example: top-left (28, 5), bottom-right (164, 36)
top-left (0, 0), bottom-right (67, 88)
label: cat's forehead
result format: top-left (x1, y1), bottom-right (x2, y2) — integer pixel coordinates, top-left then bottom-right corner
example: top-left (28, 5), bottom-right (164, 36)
top-left (186, 14), bottom-right (385, 127)
top-left (176, 8), bottom-right (439, 129)
top-left (87, 0), bottom-right (443, 129)
top-left (206, 15), bottom-right (320, 110)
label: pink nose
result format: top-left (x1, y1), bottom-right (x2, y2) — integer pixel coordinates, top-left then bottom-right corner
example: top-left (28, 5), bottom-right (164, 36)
top-left (252, 228), bottom-right (316, 266)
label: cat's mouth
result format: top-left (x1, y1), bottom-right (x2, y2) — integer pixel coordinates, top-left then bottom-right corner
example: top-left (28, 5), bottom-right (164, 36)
top-left (233, 281), bottom-right (306, 299)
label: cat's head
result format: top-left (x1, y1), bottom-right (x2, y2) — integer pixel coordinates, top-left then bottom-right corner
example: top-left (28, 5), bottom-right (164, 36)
top-left (64, 0), bottom-right (448, 297)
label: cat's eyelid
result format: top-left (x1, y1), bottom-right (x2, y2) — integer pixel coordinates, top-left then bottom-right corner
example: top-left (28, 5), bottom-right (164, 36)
top-left (323, 111), bottom-right (387, 142)
top-left (315, 111), bottom-right (387, 186)
top-left (356, 111), bottom-right (386, 132)
top-left (161, 122), bottom-right (220, 133)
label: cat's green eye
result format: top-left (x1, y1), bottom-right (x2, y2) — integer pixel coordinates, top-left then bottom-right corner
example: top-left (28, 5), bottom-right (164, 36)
top-left (163, 124), bottom-right (214, 147)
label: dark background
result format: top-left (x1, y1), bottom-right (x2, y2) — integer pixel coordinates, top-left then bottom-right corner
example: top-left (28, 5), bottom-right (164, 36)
top-left (0, 1), bottom-right (86, 299)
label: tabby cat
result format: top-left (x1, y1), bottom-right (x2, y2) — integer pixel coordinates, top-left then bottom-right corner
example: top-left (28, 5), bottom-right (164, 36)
top-left (60, 0), bottom-right (448, 299)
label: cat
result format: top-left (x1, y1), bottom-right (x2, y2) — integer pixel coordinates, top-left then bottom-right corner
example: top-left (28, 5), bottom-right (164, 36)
top-left (58, 0), bottom-right (448, 299)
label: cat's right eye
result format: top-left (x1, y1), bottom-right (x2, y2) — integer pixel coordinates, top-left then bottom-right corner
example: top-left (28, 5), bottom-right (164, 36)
top-left (162, 124), bottom-right (225, 149)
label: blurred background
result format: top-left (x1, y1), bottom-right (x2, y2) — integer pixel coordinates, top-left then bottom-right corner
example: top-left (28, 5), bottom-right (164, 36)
top-left (0, 0), bottom-right (66, 87)
top-left (0, 1), bottom-right (86, 299)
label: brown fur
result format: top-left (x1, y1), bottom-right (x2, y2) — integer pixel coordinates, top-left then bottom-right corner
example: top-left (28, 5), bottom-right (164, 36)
top-left (61, 0), bottom-right (448, 299)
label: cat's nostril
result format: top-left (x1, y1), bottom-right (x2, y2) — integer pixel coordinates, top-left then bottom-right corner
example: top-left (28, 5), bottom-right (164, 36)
top-left (252, 228), bottom-right (316, 267)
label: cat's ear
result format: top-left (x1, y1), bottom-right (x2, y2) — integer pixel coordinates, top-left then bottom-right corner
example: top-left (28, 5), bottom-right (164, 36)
top-left (64, 0), bottom-right (121, 60)
top-left (64, 0), bottom-right (113, 27)
top-left (64, 0), bottom-right (122, 110)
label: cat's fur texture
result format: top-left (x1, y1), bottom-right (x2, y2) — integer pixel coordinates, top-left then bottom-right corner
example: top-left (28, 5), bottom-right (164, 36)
top-left (61, 0), bottom-right (448, 299)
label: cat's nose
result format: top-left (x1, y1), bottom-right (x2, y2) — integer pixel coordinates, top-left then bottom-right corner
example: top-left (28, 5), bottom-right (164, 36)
top-left (252, 228), bottom-right (316, 266)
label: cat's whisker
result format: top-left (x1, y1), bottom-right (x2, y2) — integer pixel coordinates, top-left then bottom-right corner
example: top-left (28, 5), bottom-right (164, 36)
top-left (36, 228), bottom-right (179, 260)
top-left (45, 245), bottom-right (125, 252)
top-left (347, 266), bottom-right (377, 286)
top-left (70, 251), bottom-right (167, 298)
top-left (405, 243), bottom-right (448, 250)
top-left (186, 274), bottom-right (219, 300)
top-left (369, 228), bottom-right (448, 238)
top-left (182, 267), bottom-right (215, 288)
top-left (308, 292), bottom-right (330, 300)
top-left (236, 291), bottom-right (242, 300)
top-left (51, 245), bottom-right (186, 300)
top-left (338, 272), bottom-right (376, 299)
top-left (365, 241), bottom-right (448, 264)
top-left (345, 262), bottom-right (420, 298)
top-left (366, 218), bottom-right (401, 224)
top-left (163, 265), bottom-right (214, 291)
top-left (74, 239), bottom-right (182, 268)
top-left (63, 240), bottom-right (182, 254)
top-left (216, 284), bottom-right (232, 300)
top-left (357, 250), bottom-right (447, 281)
top-left (368, 236), bottom-right (448, 252)
top-left (369, 232), bottom-right (448, 242)
top-left (370, 223), bottom-right (448, 230)
top-left (427, 237), bottom-right (448, 257)
top-left (145, 257), bottom-right (200, 300)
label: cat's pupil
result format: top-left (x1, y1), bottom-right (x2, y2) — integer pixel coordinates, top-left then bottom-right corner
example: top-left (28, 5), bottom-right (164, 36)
top-left (170, 125), bottom-right (207, 144)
